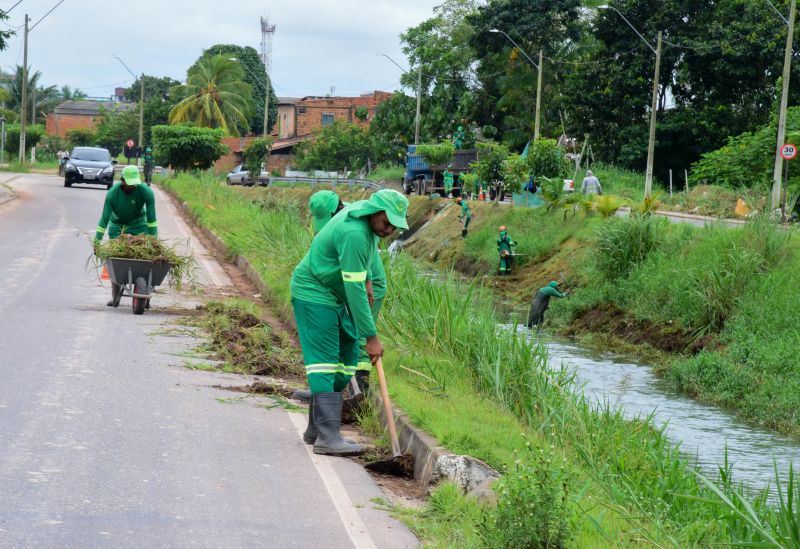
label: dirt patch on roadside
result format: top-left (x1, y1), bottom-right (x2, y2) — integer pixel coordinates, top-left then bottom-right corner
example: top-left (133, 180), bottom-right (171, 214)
top-left (213, 379), bottom-right (298, 397)
top-left (565, 303), bottom-right (708, 355)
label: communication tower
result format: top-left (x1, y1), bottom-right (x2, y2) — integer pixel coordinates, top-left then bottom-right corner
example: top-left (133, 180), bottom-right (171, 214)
top-left (260, 16), bottom-right (276, 74)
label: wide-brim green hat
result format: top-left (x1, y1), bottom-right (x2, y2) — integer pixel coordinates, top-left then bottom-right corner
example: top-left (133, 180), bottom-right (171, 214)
top-left (121, 165), bottom-right (142, 185)
top-left (309, 190), bottom-right (341, 233)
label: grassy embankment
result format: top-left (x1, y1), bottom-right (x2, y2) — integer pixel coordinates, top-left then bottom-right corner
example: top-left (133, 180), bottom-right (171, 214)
top-left (160, 172), bottom-right (800, 547)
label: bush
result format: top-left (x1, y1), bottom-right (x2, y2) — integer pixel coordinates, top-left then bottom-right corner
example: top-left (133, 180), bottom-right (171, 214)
top-left (150, 124), bottom-right (228, 172)
top-left (294, 121), bottom-right (372, 172)
top-left (4, 124), bottom-right (45, 156)
top-left (242, 137), bottom-right (272, 177)
top-left (527, 138), bottom-right (570, 184)
top-left (65, 127), bottom-right (96, 149)
top-left (484, 442), bottom-right (573, 548)
top-left (594, 215), bottom-right (664, 280)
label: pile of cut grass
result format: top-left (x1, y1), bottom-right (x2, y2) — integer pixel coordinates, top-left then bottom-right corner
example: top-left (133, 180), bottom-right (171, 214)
top-left (93, 233), bottom-right (195, 289)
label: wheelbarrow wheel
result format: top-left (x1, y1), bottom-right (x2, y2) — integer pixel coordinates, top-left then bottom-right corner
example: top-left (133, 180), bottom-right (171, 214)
top-left (109, 283), bottom-right (122, 308)
top-left (132, 277), bottom-right (147, 315)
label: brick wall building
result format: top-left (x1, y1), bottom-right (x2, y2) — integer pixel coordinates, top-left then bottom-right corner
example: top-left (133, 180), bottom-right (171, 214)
top-left (215, 91), bottom-right (393, 175)
top-left (46, 100), bottom-right (135, 138)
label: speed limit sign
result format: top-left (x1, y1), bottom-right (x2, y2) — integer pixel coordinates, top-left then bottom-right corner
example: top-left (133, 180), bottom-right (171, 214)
top-left (781, 143), bottom-right (797, 160)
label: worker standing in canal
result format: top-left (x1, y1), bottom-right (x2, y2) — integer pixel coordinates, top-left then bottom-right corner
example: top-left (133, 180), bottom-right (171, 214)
top-left (457, 196), bottom-right (471, 238)
top-left (94, 165), bottom-right (158, 306)
top-left (497, 225), bottom-right (516, 276)
top-left (291, 189), bottom-right (408, 457)
top-left (527, 281), bottom-right (567, 328)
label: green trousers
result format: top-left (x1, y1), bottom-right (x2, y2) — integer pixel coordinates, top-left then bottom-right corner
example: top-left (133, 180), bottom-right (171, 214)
top-left (499, 255), bottom-right (513, 273)
top-left (108, 221), bottom-right (149, 239)
top-left (292, 298), bottom-right (359, 394)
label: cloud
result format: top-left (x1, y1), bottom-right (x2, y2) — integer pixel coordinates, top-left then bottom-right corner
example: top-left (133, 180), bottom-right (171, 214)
top-left (0, 0), bottom-right (440, 100)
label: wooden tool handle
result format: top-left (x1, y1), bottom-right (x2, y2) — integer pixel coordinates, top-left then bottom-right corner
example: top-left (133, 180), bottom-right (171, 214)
top-left (375, 357), bottom-right (401, 457)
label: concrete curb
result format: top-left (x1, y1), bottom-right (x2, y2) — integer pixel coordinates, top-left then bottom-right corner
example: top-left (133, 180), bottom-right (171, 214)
top-left (161, 184), bottom-right (500, 494)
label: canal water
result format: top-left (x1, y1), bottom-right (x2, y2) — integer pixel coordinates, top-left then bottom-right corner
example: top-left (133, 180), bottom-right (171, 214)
top-left (534, 331), bottom-right (800, 492)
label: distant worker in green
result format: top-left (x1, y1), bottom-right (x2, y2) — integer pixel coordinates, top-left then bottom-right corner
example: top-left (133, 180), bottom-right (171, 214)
top-left (457, 196), bottom-right (471, 238)
top-left (443, 165), bottom-right (454, 197)
top-left (453, 125), bottom-right (465, 150)
top-left (291, 189), bottom-right (408, 456)
top-left (143, 146), bottom-right (154, 185)
top-left (94, 165), bottom-right (158, 305)
top-left (497, 225), bottom-right (516, 276)
top-left (527, 281), bottom-right (567, 328)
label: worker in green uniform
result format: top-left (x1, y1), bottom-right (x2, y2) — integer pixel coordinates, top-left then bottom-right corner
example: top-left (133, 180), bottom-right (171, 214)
top-left (143, 146), bottom-right (154, 185)
top-left (457, 196), bottom-right (471, 238)
top-left (291, 189), bottom-right (408, 456)
top-left (527, 281), bottom-right (567, 327)
top-left (453, 125), bottom-right (465, 150)
top-left (497, 225), bottom-right (515, 276)
top-left (94, 165), bottom-right (158, 306)
top-left (443, 165), bottom-right (454, 197)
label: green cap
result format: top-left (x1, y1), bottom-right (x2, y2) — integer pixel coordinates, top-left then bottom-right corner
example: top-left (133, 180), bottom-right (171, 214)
top-left (549, 281), bottom-right (559, 288)
top-left (370, 189), bottom-right (409, 230)
top-left (121, 165), bottom-right (142, 185)
top-left (309, 190), bottom-right (341, 233)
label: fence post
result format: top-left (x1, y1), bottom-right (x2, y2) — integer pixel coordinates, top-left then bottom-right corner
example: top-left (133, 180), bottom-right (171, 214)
top-left (685, 169), bottom-right (689, 194)
top-left (669, 169), bottom-right (673, 199)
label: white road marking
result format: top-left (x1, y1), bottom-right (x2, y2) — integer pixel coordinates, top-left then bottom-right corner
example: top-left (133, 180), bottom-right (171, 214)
top-left (288, 412), bottom-right (377, 549)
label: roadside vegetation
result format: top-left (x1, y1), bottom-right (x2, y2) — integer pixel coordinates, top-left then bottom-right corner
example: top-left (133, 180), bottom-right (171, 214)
top-left (161, 173), bottom-right (800, 547)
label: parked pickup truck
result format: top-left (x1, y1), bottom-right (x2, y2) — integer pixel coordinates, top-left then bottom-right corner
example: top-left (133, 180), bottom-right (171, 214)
top-left (403, 145), bottom-right (477, 195)
top-left (226, 164), bottom-right (269, 186)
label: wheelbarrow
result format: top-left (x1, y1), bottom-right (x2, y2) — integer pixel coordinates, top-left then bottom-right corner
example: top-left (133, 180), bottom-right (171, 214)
top-left (105, 257), bottom-right (173, 315)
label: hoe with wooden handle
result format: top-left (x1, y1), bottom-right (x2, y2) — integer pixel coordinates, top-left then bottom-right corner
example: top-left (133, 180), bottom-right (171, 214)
top-left (365, 357), bottom-right (409, 476)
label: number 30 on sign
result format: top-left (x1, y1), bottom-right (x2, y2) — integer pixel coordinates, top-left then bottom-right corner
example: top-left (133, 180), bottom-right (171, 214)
top-left (781, 143), bottom-right (797, 161)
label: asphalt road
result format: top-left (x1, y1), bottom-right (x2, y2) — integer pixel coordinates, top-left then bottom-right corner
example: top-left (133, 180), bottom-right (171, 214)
top-left (0, 174), bottom-right (417, 549)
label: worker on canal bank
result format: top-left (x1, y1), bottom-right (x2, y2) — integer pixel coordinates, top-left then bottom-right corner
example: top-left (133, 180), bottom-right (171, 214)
top-left (581, 170), bottom-right (603, 196)
top-left (291, 189), bottom-right (408, 457)
top-left (497, 226), bottom-right (516, 275)
top-left (94, 165), bottom-right (158, 306)
top-left (527, 281), bottom-right (567, 328)
top-left (457, 196), bottom-right (471, 238)
top-left (443, 165), bottom-right (454, 197)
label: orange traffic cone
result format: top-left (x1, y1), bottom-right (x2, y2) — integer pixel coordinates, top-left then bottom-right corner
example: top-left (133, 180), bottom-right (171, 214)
top-left (100, 264), bottom-right (109, 280)
top-left (479, 188), bottom-right (485, 201)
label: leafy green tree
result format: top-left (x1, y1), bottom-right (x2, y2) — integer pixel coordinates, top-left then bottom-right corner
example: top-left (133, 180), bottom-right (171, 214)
top-left (416, 141), bottom-right (454, 185)
top-left (59, 85), bottom-right (86, 101)
top-left (295, 122), bottom-right (372, 172)
top-left (150, 124), bottom-right (228, 172)
top-left (65, 128), bottom-right (96, 148)
top-left (169, 55), bottom-right (254, 137)
top-left (242, 137), bottom-right (273, 177)
top-left (125, 75), bottom-right (181, 102)
top-left (354, 106), bottom-right (369, 122)
top-left (95, 108), bottom-right (139, 157)
top-left (527, 138), bottom-right (570, 184)
top-left (4, 124), bottom-right (44, 155)
top-left (474, 141), bottom-right (510, 199)
top-left (503, 153), bottom-right (529, 195)
top-left (197, 45), bottom-right (277, 135)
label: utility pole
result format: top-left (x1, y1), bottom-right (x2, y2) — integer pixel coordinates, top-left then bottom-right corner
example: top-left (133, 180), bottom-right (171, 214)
top-left (772, 0), bottom-right (797, 209)
top-left (19, 14), bottom-right (28, 163)
top-left (138, 73), bottom-right (144, 162)
top-left (414, 66), bottom-right (422, 144)
top-left (534, 49), bottom-right (543, 142)
top-left (645, 32), bottom-right (663, 198)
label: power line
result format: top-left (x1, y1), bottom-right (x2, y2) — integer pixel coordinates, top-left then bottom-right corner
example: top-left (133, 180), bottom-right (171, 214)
top-left (30, 0), bottom-right (64, 31)
top-left (6, 0), bottom-right (23, 14)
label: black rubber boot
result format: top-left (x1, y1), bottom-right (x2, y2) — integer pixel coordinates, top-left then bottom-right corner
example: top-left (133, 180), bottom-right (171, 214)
top-left (354, 370), bottom-right (370, 395)
top-left (293, 389), bottom-right (311, 402)
top-left (461, 229), bottom-right (468, 238)
top-left (302, 396), bottom-right (317, 444)
top-left (313, 392), bottom-right (364, 456)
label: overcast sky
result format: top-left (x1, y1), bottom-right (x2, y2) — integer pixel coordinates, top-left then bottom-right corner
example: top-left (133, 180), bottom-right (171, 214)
top-left (0, 0), bottom-right (442, 100)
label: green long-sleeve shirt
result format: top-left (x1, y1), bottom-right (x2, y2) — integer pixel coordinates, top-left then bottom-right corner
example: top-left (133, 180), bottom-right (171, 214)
top-left (497, 232), bottom-right (515, 253)
top-left (460, 200), bottom-right (471, 219)
top-left (370, 252), bottom-right (387, 301)
top-left (291, 201), bottom-right (379, 338)
top-left (538, 284), bottom-right (565, 299)
top-left (95, 184), bottom-right (157, 240)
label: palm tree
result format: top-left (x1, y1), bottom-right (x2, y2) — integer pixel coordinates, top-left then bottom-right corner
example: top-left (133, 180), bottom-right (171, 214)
top-left (169, 55), bottom-right (253, 136)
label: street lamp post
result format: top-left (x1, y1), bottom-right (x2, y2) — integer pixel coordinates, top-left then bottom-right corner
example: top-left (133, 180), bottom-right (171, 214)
top-left (377, 53), bottom-right (423, 144)
top-left (771, 0), bottom-right (797, 209)
top-left (113, 56), bottom-right (144, 165)
top-left (489, 29), bottom-right (544, 142)
top-left (598, 5), bottom-right (662, 198)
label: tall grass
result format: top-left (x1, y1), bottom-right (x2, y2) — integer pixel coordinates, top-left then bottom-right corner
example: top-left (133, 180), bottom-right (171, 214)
top-left (594, 214), bottom-right (665, 280)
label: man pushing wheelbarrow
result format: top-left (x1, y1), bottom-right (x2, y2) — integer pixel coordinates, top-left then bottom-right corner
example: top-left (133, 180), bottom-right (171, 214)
top-left (94, 165), bottom-right (159, 307)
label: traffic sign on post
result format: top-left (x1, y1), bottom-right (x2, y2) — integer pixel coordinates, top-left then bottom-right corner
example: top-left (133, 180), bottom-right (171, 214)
top-left (781, 143), bottom-right (797, 160)
top-left (781, 143), bottom-right (797, 222)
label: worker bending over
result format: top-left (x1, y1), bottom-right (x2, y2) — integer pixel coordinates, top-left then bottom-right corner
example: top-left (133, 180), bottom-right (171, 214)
top-left (94, 165), bottom-right (158, 306)
top-left (497, 225), bottom-right (516, 275)
top-left (291, 189), bottom-right (408, 456)
top-left (527, 281), bottom-right (566, 328)
top-left (457, 197), bottom-right (471, 238)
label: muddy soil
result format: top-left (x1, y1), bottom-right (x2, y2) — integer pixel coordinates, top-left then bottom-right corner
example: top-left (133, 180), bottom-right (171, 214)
top-left (564, 303), bottom-right (711, 355)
